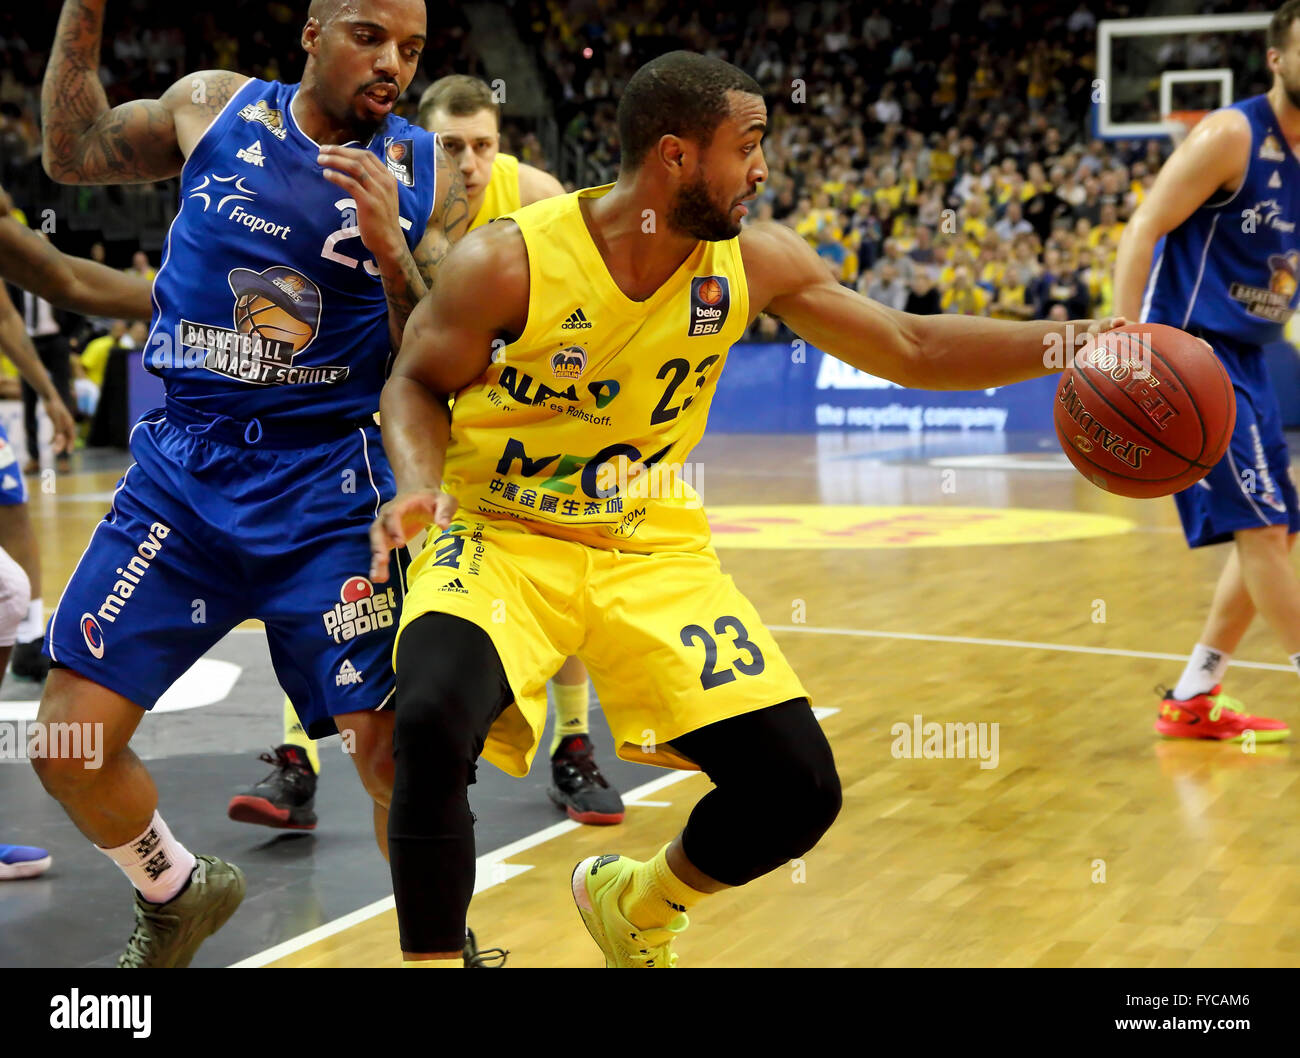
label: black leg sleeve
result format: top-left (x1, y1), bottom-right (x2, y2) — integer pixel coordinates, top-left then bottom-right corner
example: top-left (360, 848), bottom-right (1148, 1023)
top-left (670, 698), bottom-right (842, 887)
top-left (388, 612), bottom-right (513, 954)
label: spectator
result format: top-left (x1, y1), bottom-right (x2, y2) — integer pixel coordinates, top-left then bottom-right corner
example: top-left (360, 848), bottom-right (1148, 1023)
top-left (866, 262), bottom-right (910, 310)
top-left (905, 273), bottom-right (941, 315)
top-left (942, 265), bottom-right (990, 316)
top-left (994, 201), bottom-right (1034, 242)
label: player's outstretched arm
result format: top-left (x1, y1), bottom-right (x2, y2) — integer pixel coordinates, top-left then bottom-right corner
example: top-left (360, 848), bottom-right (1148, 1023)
top-left (369, 220), bottom-right (528, 581)
top-left (42, 0), bottom-right (246, 184)
top-left (742, 221), bottom-right (1123, 391)
top-left (0, 216), bottom-right (151, 321)
top-left (1113, 109), bottom-right (1250, 320)
top-left (0, 286), bottom-right (78, 454)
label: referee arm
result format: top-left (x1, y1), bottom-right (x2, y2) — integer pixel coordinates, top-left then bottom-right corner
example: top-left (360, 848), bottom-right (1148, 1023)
top-left (370, 220), bottom-right (528, 581)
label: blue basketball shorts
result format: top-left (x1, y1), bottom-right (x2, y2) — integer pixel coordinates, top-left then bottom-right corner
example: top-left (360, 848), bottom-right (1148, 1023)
top-left (0, 421), bottom-right (28, 505)
top-left (46, 404), bottom-right (408, 737)
top-left (1173, 333), bottom-right (1300, 548)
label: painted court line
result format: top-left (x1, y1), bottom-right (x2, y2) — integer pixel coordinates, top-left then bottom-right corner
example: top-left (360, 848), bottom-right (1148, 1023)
top-left (768, 625), bottom-right (1294, 673)
top-left (230, 706), bottom-right (840, 968)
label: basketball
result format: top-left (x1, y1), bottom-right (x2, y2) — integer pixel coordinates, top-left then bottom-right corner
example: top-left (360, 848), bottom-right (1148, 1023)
top-left (234, 293), bottom-right (313, 352)
top-left (1054, 323), bottom-right (1236, 499)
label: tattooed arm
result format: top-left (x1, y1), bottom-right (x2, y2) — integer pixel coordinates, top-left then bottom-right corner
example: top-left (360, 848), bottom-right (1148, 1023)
top-left (382, 140), bottom-right (470, 352)
top-left (42, 0), bottom-right (247, 184)
top-left (321, 137), bottom-right (470, 352)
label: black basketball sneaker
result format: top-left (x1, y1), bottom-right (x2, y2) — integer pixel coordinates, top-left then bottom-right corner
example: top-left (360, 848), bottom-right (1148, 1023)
top-left (11, 639), bottom-right (50, 681)
top-left (227, 744), bottom-right (318, 830)
top-left (463, 928), bottom-right (508, 968)
top-left (548, 734), bottom-right (625, 825)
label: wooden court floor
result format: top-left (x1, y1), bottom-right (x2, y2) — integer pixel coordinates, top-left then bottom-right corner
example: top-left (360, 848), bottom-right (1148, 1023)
top-left (32, 434), bottom-right (1300, 967)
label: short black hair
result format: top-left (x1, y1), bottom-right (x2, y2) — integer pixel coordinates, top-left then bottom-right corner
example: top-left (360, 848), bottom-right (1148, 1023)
top-left (617, 51), bottom-right (763, 170)
top-left (1270, 0), bottom-right (1300, 49)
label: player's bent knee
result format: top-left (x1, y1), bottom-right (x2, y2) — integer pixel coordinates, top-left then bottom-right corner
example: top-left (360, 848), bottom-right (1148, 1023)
top-left (337, 711), bottom-right (395, 803)
top-left (0, 545), bottom-right (30, 648)
top-left (393, 613), bottom-right (510, 782)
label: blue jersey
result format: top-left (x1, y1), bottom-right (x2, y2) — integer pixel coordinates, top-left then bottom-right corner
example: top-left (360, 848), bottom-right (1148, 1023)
top-left (1143, 94), bottom-right (1300, 346)
top-left (146, 78), bottom-right (438, 424)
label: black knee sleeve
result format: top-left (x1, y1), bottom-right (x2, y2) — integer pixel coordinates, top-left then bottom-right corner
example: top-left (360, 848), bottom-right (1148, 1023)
top-left (388, 613), bottom-right (512, 954)
top-left (672, 698), bottom-right (842, 887)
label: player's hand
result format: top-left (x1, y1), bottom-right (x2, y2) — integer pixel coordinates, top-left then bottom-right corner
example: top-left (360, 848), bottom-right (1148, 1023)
top-left (1087, 316), bottom-right (1127, 336)
top-left (369, 489), bottom-right (459, 583)
top-left (0, 183), bottom-right (11, 219)
top-left (44, 394), bottom-right (77, 456)
top-left (317, 145), bottom-right (405, 264)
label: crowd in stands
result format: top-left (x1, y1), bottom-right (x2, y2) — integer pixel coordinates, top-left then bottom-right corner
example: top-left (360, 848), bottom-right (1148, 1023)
top-left (0, 1), bottom-right (1287, 423)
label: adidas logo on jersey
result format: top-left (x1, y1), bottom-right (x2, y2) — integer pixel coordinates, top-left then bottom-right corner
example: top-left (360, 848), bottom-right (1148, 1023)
top-left (1269, 170), bottom-right (1283, 189)
top-left (236, 141), bottom-right (265, 167)
top-left (335, 659), bottom-right (363, 686)
top-left (561, 307), bottom-right (593, 330)
top-left (439, 578), bottom-right (470, 594)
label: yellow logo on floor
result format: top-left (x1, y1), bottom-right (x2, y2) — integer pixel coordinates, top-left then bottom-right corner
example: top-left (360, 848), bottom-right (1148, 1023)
top-left (706, 506), bottom-right (1133, 549)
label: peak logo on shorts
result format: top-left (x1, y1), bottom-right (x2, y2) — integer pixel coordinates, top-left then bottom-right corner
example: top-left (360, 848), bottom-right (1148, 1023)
top-left (321, 576), bottom-right (397, 643)
top-left (689, 276), bottom-right (729, 336)
top-left (335, 659), bottom-right (363, 686)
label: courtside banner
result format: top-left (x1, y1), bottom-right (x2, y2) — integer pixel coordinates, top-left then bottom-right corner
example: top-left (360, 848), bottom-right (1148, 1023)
top-left (709, 343), bottom-right (1059, 433)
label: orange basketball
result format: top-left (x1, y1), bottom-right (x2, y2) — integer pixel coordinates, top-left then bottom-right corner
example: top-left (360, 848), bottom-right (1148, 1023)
top-left (1054, 323), bottom-right (1235, 499)
top-left (234, 294), bottom-right (313, 352)
top-left (698, 277), bottom-right (723, 305)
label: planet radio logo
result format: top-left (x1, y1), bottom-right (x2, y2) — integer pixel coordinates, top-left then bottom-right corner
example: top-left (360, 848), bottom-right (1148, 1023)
top-left (80, 612), bottom-right (105, 659)
top-left (321, 575), bottom-right (398, 643)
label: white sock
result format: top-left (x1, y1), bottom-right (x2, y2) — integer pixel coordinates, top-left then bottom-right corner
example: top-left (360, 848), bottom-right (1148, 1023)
top-left (1173, 643), bottom-right (1231, 700)
top-left (98, 811), bottom-right (197, 904)
top-left (15, 597), bottom-right (43, 644)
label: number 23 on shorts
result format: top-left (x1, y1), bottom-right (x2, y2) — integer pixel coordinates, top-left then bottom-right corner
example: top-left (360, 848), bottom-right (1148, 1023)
top-left (680, 615), bottom-right (766, 690)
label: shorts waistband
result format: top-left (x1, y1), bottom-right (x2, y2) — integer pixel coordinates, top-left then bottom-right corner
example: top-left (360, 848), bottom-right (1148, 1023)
top-left (156, 399), bottom-right (376, 449)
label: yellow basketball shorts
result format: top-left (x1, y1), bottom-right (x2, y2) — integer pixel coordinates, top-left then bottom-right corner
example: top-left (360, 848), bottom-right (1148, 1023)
top-left (395, 517), bottom-right (808, 778)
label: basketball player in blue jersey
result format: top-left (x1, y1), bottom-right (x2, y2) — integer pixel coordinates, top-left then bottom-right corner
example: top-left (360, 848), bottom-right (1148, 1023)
top-left (33, 0), bottom-right (469, 968)
top-left (1116, 1), bottom-right (1300, 742)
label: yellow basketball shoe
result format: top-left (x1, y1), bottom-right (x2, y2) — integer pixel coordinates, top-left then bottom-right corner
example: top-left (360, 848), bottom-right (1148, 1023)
top-left (571, 854), bottom-right (688, 968)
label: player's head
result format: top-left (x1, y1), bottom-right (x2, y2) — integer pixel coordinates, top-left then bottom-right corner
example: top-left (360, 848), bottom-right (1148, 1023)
top-left (301, 0), bottom-right (427, 135)
top-left (417, 75), bottom-right (500, 205)
top-left (1268, 0), bottom-right (1300, 108)
top-left (618, 51), bottom-right (767, 242)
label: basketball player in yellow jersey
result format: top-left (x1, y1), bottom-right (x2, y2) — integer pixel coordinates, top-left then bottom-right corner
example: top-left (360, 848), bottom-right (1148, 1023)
top-left (235, 75), bottom-right (622, 830)
top-left (372, 51), bottom-right (1123, 967)
top-left (418, 73), bottom-right (624, 824)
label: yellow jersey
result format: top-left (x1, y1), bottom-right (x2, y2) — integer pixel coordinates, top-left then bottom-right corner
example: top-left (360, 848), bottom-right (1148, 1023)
top-left (469, 152), bottom-right (522, 231)
top-left (443, 184), bottom-right (749, 552)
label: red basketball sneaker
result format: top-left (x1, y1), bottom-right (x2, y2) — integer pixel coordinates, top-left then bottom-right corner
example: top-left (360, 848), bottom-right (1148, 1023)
top-left (1154, 685), bottom-right (1290, 742)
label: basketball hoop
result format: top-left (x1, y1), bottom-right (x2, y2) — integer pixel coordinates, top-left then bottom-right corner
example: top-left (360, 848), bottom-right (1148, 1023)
top-left (1164, 109), bottom-right (1210, 146)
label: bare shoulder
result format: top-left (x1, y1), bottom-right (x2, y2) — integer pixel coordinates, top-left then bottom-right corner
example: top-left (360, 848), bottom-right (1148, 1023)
top-left (162, 70), bottom-right (250, 155)
top-left (740, 220), bottom-right (827, 309)
top-left (440, 218), bottom-right (531, 334)
top-left (1177, 107), bottom-right (1252, 173)
top-left (517, 162), bottom-right (566, 205)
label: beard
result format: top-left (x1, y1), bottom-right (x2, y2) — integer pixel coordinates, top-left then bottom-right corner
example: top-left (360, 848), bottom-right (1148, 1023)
top-left (1282, 71), bottom-right (1300, 111)
top-left (667, 171), bottom-right (741, 241)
